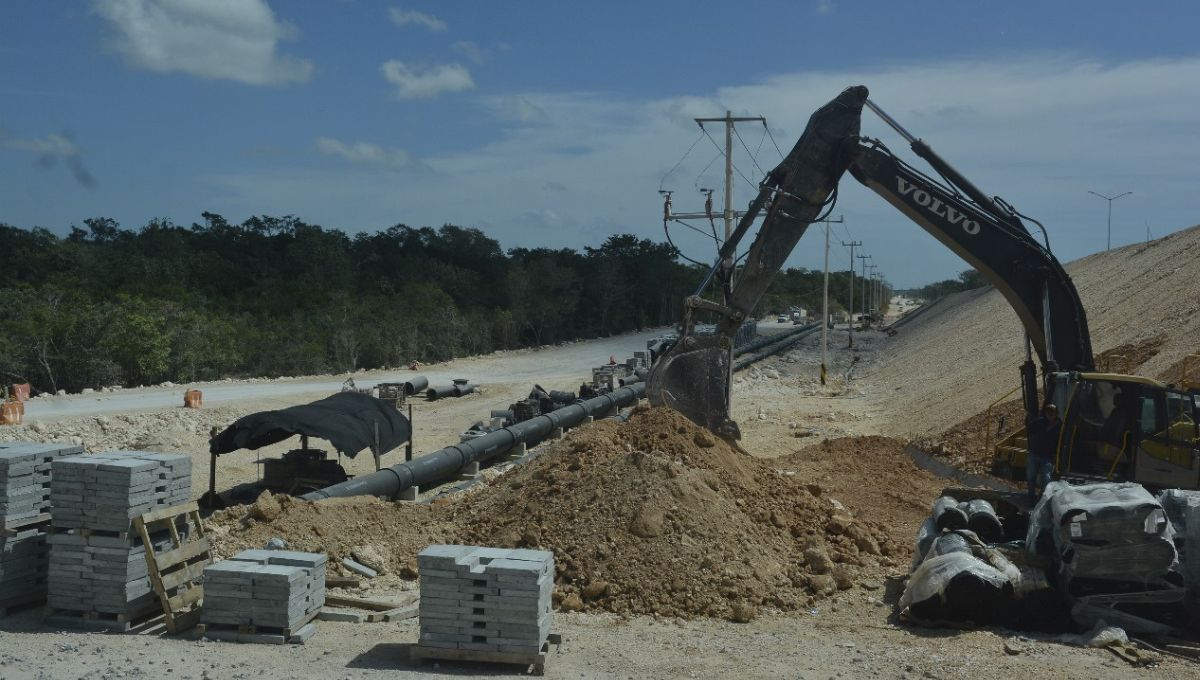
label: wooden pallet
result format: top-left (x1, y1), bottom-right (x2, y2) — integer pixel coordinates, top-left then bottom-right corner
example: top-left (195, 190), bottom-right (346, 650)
top-left (410, 633), bottom-right (561, 676)
top-left (47, 525), bottom-right (132, 541)
top-left (0, 512), bottom-right (51, 537)
top-left (196, 608), bottom-right (320, 645)
top-left (44, 604), bottom-right (162, 632)
top-left (133, 502), bottom-right (211, 634)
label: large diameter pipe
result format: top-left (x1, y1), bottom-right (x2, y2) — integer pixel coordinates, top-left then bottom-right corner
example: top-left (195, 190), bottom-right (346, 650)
top-left (302, 383), bottom-right (645, 501)
top-left (732, 324), bottom-right (820, 372)
top-left (426, 385), bottom-right (457, 400)
top-left (403, 376), bottom-right (429, 395)
top-left (453, 384), bottom-right (476, 397)
top-left (731, 323), bottom-right (815, 357)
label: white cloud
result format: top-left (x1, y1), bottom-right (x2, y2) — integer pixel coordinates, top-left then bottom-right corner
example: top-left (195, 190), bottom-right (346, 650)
top-left (380, 61), bottom-right (474, 99)
top-left (486, 96), bottom-right (551, 125)
top-left (816, 0), bottom-right (836, 15)
top-left (93, 0), bottom-right (313, 85)
top-left (314, 137), bottom-right (413, 170)
top-left (207, 55), bottom-right (1200, 287)
top-left (387, 7), bottom-right (446, 31)
top-left (452, 40), bottom-right (490, 64)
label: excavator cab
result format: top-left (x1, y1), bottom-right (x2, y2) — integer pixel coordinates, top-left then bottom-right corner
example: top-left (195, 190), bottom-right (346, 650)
top-left (1041, 373), bottom-right (1200, 489)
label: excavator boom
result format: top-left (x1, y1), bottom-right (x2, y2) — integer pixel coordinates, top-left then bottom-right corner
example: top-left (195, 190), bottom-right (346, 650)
top-left (647, 85), bottom-right (1094, 438)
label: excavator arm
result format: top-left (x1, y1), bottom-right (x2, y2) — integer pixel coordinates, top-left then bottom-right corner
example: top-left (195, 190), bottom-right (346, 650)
top-left (646, 86), bottom-right (869, 440)
top-left (647, 84), bottom-right (1094, 438)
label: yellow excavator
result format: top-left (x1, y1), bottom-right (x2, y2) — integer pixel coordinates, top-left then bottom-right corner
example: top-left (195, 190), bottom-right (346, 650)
top-left (646, 85), bottom-right (1200, 490)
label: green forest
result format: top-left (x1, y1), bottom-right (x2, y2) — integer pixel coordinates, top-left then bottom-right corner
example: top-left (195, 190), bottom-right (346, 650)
top-left (0, 215), bottom-right (880, 394)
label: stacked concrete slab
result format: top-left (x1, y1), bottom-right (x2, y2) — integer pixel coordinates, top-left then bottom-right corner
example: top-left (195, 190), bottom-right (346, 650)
top-left (50, 451), bottom-right (190, 531)
top-left (0, 442), bottom-right (82, 610)
top-left (46, 451), bottom-right (191, 619)
top-left (0, 443), bottom-right (81, 526)
top-left (47, 528), bottom-right (181, 615)
top-left (202, 550), bottom-right (326, 631)
top-left (418, 545), bottom-right (554, 654)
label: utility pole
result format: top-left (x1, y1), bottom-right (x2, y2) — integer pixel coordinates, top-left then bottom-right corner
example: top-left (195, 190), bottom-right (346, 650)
top-left (857, 254), bottom-right (871, 326)
top-left (866, 265), bottom-right (878, 318)
top-left (694, 112), bottom-right (767, 297)
top-left (817, 216), bottom-right (843, 385)
top-left (842, 239), bottom-right (862, 346)
top-left (1088, 190), bottom-right (1132, 251)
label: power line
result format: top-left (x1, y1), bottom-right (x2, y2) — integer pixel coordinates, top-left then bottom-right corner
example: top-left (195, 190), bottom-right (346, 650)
top-left (764, 123), bottom-right (786, 160)
top-left (733, 124), bottom-right (767, 180)
top-left (658, 130), bottom-right (704, 191)
top-left (698, 125), bottom-right (758, 192)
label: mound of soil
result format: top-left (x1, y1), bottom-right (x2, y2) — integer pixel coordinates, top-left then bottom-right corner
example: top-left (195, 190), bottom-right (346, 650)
top-left (451, 407), bottom-right (900, 620)
top-left (206, 493), bottom-right (456, 577)
top-left (776, 436), bottom-right (954, 551)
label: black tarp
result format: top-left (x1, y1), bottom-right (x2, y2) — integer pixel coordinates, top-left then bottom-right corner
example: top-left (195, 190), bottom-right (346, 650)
top-left (208, 392), bottom-right (410, 458)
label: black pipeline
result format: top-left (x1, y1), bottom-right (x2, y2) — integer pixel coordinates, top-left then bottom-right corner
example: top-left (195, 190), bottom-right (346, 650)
top-left (301, 383), bottom-right (645, 501)
top-left (732, 323), bottom-right (819, 371)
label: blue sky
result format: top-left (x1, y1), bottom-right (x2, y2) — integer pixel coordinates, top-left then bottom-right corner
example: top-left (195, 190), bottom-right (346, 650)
top-left (2, 1), bottom-right (1198, 287)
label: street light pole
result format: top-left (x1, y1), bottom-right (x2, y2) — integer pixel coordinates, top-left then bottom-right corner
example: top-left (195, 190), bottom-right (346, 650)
top-left (1088, 190), bottom-right (1132, 251)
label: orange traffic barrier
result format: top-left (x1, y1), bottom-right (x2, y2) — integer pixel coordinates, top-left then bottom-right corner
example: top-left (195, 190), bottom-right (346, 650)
top-left (9, 383), bottom-right (30, 401)
top-left (0, 401), bottom-right (22, 425)
top-left (184, 389), bottom-right (203, 409)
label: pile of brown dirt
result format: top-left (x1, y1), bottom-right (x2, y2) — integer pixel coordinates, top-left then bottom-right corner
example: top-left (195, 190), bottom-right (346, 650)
top-left (450, 407), bottom-right (900, 621)
top-left (1094, 334), bottom-right (1167, 374)
top-left (925, 399), bottom-right (1026, 475)
top-left (206, 493), bottom-right (457, 576)
top-left (776, 436), bottom-right (956, 551)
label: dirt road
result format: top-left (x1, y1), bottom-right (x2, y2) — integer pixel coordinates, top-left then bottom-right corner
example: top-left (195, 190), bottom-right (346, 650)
top-left (21, 328), bottom-right (670, 420)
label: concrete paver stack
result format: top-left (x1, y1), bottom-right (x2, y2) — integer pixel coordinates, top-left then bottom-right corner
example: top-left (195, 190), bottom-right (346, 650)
top-left (0, 442), bottom-right (82, 611)
top-left (418, 545), bottom-right (554, 654)
top-left (46, 451), bottom-right (191, 621)
top-left (201, 549), bottom-right (325, 639)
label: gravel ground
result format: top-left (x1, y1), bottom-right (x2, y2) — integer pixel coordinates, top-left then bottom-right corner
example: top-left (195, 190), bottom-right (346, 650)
top-left (1, 598), bottom-right (1194, 679)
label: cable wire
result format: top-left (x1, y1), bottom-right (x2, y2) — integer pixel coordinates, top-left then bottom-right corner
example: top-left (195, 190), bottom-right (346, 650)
top-left (733, 125), bottom-right (767, 180)
top-left (658, 131), bottom-right (704, 191)
top-left (765, 123), bottom-right (787, 160)
top-left (699, 125), bottom-right (759, 191)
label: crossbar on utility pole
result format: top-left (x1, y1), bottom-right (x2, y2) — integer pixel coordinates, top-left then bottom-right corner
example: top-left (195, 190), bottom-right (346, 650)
top-left (1088, 190), bottom-right (1132, 251)
top-left (842, 240), bottom-right (862, 346)
top-left (695, 112), bottom-right (767, 301)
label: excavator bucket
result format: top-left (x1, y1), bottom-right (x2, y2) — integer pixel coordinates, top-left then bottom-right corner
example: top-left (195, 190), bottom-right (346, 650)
top-left (646, 333), bottom-right (740, 440)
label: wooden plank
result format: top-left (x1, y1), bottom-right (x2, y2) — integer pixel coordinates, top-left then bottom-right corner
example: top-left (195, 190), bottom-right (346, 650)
top-left (135, 504), bottom-right (210, 635)
top-left (323, 593), bottom-right (417, 612)
top-left (138, 502), bottom-right (198, 526)
top-left (325, 576), bottom-right (361, 589)
top-left (158, 562), bottom-right (207, 592)
top-left (166, 586), bottom-right (203, 612)
top-left (0, 513), bottom-right (51, 536)
top-left (154, 539), bottom-right (211, 571)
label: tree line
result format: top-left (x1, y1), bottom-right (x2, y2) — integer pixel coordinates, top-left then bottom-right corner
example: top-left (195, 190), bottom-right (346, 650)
top-left (0, 215), bottom-right (905, 394)
top-left (901, 269), bottom-right (987, 302)
top-left (0, 215), bottom-right (707, 394)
